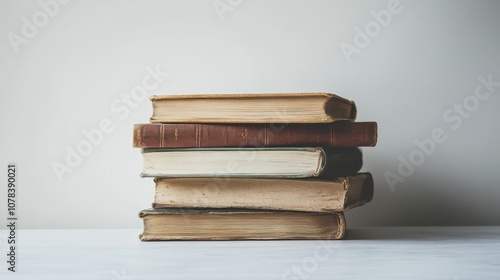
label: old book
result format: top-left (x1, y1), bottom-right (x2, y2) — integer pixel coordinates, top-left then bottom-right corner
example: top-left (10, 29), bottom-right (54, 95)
top-left (149, 93), bottom-right (356, 123)
top-left (133, 121), bottom-right (377, 148)
top-left (153, 173), bottom-right (373, 212)
top-left (140, 147), bottom-right (362, 178)
top-left (139, 208), bottom-right (345, 240)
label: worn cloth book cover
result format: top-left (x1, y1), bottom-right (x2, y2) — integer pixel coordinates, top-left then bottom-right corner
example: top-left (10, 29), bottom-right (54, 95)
top-left (152, 173), bottom-right (373, 212)
top-left (140, 147), bottom-right (362, 178)
top-left (133, 121), bottom-right (377, 148)
top-left (149, 93), bottom-right (357, 123)
top-left (139, 208), bottom-right (345, 241)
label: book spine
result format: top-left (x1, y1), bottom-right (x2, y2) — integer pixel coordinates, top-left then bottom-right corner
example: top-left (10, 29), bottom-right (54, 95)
top-left (133, 122), bottom-right (377, 148)
top-left (321, 148), bottom-right (363, 178)
top-left (139, 211), bottom-right (345, 240)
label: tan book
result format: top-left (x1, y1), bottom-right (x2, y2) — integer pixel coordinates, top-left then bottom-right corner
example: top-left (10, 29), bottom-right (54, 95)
top-left (139, 209), bottom-right (345, 241)
top-left (153, 173), bottom-right (373, 212)
top-left (150, 93), bottom-right (357, 123)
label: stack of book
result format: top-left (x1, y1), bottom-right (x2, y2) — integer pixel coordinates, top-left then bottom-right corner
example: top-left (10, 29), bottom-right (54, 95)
top-left (133, 93), bottom-right (377, 240)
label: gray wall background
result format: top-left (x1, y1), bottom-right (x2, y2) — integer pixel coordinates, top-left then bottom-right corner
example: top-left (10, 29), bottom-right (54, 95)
top-left (1, 0), bottom-right (499, 229)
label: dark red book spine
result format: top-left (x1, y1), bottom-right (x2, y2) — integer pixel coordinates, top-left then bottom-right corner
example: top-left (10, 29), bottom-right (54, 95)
top-left (133, 122), bottom-right (377, 148)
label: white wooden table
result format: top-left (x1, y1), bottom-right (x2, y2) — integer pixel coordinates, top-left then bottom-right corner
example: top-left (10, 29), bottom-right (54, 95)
top-left (1, 227), bottom-right (499, 279)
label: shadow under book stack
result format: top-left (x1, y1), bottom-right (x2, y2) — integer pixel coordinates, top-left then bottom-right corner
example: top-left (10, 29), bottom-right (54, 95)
top-left (133, 93), bottom-right (377, 240)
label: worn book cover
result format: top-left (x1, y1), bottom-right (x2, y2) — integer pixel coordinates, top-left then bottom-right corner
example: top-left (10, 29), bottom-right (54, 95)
top-left (133, 121), bottom-right (377, 148)
top-left (149, 93), bottom-right (357, 123)
top-left (152, 173), bottom-right (373, 212)
top-left (139, 208), bottom-right (345, 240)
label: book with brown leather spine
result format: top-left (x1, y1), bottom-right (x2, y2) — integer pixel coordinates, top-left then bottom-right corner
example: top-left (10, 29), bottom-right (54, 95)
top-left (133, 122), bottom-right (377, 148)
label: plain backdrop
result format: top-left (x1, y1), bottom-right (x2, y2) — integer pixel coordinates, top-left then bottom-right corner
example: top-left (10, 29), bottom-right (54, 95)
top-left (1, 0), bottom-right (499, 229)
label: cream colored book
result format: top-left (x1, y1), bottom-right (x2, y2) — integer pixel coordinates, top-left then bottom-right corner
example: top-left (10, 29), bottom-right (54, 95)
top-left (140, 147), bottom-right (362, 178)
top-left (139, 208), bottom-right (345, 241)
top-left (149, 93), bottom-right (357, 123)
top-left (153, 173), bottom-right (373, 212)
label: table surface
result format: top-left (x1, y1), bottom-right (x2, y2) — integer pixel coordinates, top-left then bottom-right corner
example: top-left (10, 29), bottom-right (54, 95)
top-left (0, 227), bottom-right (499, 280)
